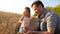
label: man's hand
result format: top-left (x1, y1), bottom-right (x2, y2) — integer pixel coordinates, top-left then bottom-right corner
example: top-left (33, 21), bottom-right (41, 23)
top-left (27, 31), bottom-right (32, 34)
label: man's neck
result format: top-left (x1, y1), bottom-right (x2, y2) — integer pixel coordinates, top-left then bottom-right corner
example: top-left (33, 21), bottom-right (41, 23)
top-left (38, 8), bottom-right (44, 18)
top-left (38, 11), bottom-right (43, 16)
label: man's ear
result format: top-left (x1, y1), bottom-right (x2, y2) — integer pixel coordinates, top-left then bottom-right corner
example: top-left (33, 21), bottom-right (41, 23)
top-left (39, 4), bottom-right (43, 9)
top-left (39, 4), bottom-right (44, 12)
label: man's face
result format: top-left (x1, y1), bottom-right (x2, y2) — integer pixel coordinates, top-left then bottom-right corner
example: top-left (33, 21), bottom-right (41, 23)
top-left (32, 4), bottom-right (43, 15)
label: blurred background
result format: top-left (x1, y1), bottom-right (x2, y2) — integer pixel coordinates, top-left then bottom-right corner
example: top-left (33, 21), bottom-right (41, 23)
top-left (0, 0), bottom-right (60, 16)
top-left (0, 0), bottom-right (60, 34)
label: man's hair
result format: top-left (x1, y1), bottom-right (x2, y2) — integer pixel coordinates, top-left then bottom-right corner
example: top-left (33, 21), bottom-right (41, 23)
top-left (31, 1), bottom-right (44, 8)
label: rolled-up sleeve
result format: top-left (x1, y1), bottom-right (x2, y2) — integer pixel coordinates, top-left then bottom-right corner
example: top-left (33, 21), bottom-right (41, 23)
top-left (46, 14), bottom-right (58, 28)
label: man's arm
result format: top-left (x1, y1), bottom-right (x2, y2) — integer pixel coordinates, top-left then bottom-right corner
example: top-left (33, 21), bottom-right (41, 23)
top-left (27, 13), bottom-right (57, 34)
top-left (27, 27), bottom-right (55, 34)
top-left (38, 13), bottom-right (57, 34)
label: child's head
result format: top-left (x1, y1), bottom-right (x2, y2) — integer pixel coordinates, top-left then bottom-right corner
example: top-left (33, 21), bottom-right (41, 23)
top-left (23, 7), bottom-right (30, 17)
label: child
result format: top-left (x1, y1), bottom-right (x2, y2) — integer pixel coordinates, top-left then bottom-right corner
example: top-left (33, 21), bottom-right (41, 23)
top-left (19, 7), bottom-right (31, 34)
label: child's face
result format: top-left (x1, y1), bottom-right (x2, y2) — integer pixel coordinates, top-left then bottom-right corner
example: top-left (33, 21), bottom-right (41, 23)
top-left (24, 9), bottom-right (30, 16)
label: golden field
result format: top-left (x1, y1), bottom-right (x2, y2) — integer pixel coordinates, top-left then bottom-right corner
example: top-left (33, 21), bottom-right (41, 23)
top-left (0, 11), bottom-right (38, 34)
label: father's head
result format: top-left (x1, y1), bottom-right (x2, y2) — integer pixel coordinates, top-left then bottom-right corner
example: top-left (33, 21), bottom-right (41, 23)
top-left (31, 1), bottom-right (44, 15)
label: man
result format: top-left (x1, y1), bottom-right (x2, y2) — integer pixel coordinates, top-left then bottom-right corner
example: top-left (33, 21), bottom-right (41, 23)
top-left (27, 0), bottom-right (60, 34)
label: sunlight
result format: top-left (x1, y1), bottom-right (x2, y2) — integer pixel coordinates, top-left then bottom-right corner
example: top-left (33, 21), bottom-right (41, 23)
top-left (0, 0), bottom-right (60, 16)
top-left (0, 0), bottom-right (35, 16)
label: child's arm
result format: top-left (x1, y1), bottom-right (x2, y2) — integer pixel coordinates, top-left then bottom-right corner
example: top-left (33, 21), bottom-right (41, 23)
top-left (19, 16), bottom-right (24, 23)
top-left (19, 19), bottom-right (22, 23)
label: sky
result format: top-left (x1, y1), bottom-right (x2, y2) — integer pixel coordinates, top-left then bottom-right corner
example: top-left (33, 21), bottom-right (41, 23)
top-left (0, 0), bottom-right (60, 16)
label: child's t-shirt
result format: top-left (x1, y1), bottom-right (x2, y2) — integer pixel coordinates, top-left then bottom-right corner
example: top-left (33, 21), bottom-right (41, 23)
top-left (20, 16), bottom-right (30, 27)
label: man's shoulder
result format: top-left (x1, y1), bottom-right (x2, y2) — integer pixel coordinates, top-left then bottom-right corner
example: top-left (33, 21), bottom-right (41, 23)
top-left (45, 10), bottom-right (57, 17)
top-left (44, 8), bottom-right (56, 15)
top-left (43, 8), bottom-right (54, 16)
top-left (43, 8), bottom-right (59, 20)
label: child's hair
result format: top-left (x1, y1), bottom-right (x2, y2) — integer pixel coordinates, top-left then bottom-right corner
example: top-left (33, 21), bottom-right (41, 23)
top-left (23, 7), bottom-right (31, 17)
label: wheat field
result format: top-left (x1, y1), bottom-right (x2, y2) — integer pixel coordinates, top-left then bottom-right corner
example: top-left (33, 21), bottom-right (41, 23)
top-left (0, 11), bottom-right (22, 34)
top-left (0, 11), bottom-right (39, 34)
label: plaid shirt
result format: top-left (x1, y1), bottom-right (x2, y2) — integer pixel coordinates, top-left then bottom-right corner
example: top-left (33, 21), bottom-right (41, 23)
top-left (37, 8), bottom-right (60, 31)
